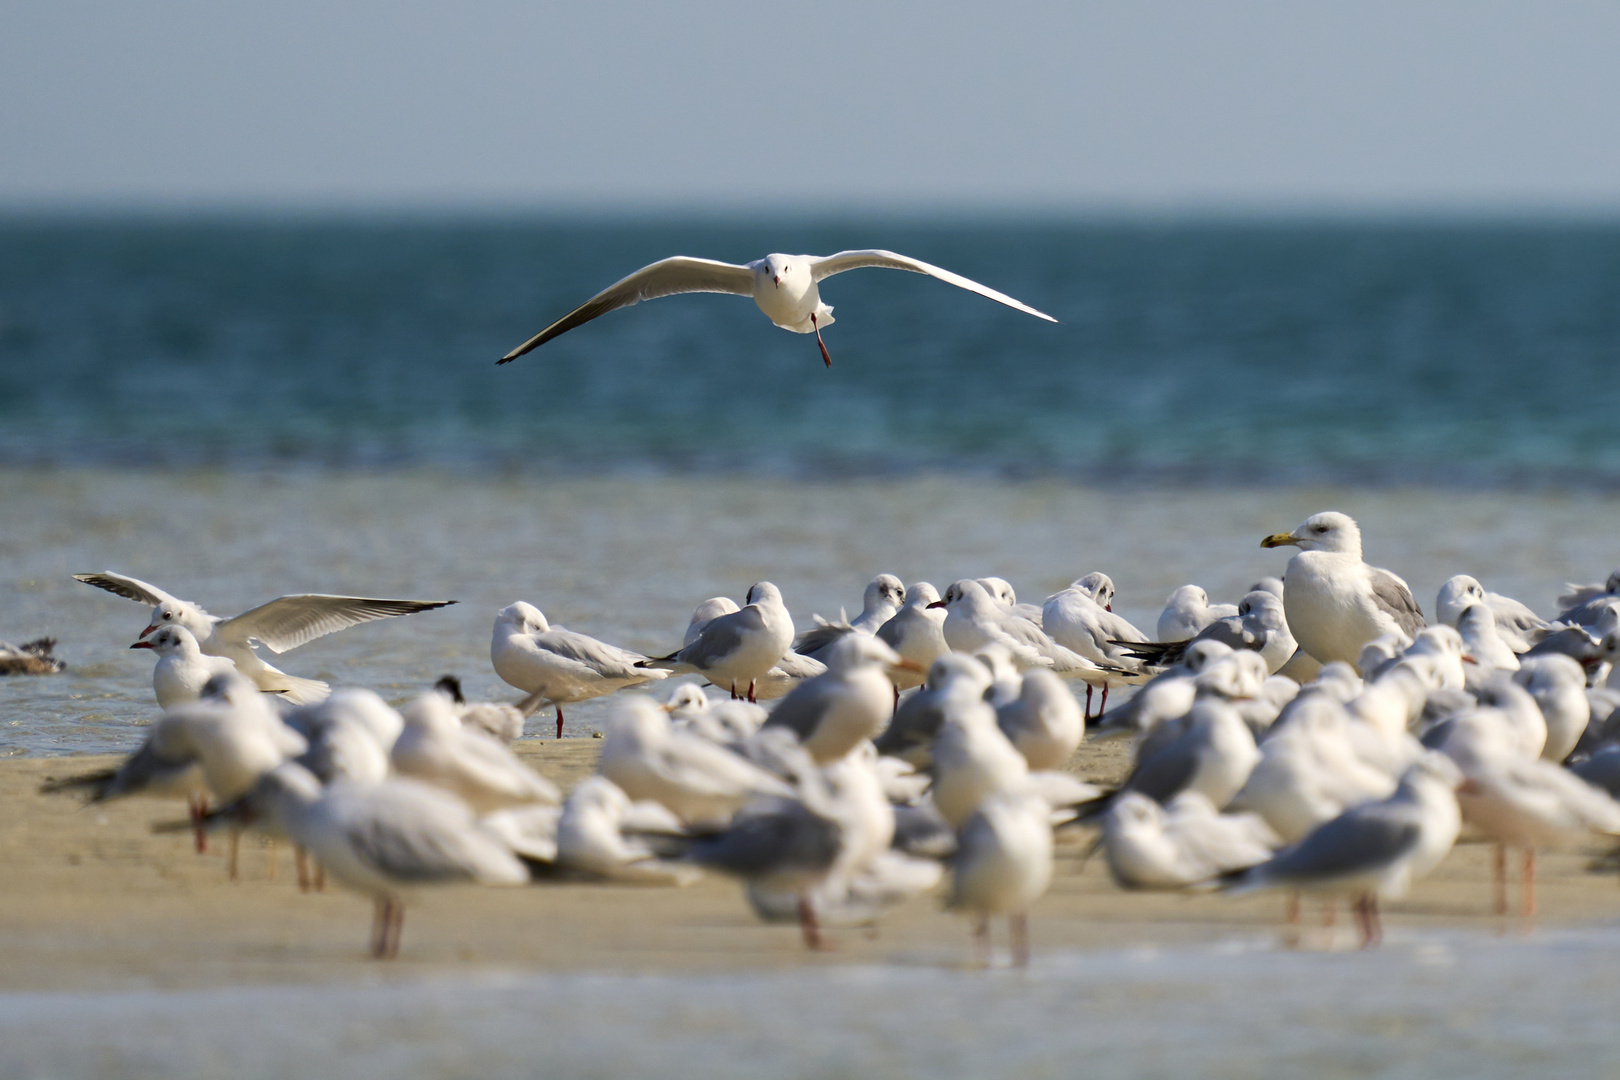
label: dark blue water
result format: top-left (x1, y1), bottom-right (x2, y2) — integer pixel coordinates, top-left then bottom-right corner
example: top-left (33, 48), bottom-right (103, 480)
top-left (3, 216), bottom-right (1618, 484)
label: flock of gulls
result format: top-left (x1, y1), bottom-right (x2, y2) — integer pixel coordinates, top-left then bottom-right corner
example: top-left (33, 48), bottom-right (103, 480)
top-left (23, 513), bottom-right (1620, 963)
top-left (15, 250), bottom-right (1620, 964)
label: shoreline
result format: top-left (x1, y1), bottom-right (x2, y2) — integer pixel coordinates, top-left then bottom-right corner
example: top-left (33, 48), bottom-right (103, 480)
top-left (5, 739), bottom-right (1618, 992)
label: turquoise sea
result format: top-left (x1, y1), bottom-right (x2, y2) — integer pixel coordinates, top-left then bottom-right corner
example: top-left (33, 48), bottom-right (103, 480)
top-left (3, 216), bottom-right (1618, 482)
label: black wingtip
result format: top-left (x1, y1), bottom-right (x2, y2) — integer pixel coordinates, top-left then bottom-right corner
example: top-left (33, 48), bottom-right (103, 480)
top-left (496, 356), bottom-right (513, 365)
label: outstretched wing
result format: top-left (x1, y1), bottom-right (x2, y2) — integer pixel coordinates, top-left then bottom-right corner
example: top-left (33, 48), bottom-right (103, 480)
top-left (499, 257), bottom-right (756, 362)
top-left (216, 595), bottom-right (455, 654)
top-left (808, 250), bottom-right (1057, 322)
top-left (72, 572), bottom-right (180, 608)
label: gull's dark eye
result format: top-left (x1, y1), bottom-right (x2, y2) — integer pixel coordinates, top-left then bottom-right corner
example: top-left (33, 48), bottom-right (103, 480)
top-left (1313, 524), bottom-right (1327, 533)
top-left (163, 611), bottom-right (172, 619)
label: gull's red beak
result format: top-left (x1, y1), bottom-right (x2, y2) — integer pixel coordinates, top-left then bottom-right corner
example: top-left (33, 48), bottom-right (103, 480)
top-left (129, 640), bottom-right (155, 650)
top-left (773, 275), bottom-right (780, 287)
top-left (926, 600), bottom-right (948, 609)
top-left (138, 624), bottom-right (156, 639)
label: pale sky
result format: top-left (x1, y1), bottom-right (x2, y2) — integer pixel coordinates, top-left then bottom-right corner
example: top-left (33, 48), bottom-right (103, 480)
top-left (4, 0), bottom-right (1619, 211)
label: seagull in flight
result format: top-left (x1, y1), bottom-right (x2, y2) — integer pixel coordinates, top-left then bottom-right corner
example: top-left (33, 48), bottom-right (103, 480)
top-left (498, 250), bottom-right (1058, 369)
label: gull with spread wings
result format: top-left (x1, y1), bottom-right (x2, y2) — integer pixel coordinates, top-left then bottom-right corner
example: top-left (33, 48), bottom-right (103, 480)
top-left (73, 571), bottom-right (454, 705)
top-left (498, 250), bottom-right (1057, 369)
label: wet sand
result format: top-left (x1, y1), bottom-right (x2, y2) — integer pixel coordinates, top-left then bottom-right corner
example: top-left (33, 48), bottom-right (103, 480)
top-left (5, 737), bottom-right (1617, 992)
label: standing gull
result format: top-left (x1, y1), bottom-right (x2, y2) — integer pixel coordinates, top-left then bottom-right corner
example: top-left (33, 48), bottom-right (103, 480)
top-left (1556, 570), bottom-right (1620, 626)
top-left (490, 602), bottom-right (666, 738)
top-left (1435, 575), bottom-right (1550, 653)
top-left (1261, 512), bottom-right (1425, 670)
top-left (948, 791), bottom-right (1054, 967)
top-left (645, 582), bottom-right (795, 702)
top-left (1221, 753), bottom-right (1463, 948)
top-left (218, 763), bottom-right (531, 959)
top-left (875, 582), bottom-right (949, 693)
top-left (74, 571), bottom-right (453, 705)
top-left (1043, 573), bottom-right (1150, 716)
top-left (935, 579), bottom-right (1114, 686)
top-left (1120, 591), bottom-right (1299, 678)
top-left (498, 251), bottom-right (1056, 369)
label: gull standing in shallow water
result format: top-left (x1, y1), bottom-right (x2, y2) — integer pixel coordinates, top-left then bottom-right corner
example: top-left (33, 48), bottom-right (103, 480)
top-left (497, 251), bottom-right (1056, 369)
top-left (74, 571), bottom-right (454, 704)
top-left (1261, 512), bottom-right (1426, 670)
top-left (491, 602), bottom-right (667, 738)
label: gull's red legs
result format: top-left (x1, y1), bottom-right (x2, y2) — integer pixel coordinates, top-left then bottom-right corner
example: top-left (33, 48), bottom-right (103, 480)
top-left (811, 314), bottom-right (831, 368)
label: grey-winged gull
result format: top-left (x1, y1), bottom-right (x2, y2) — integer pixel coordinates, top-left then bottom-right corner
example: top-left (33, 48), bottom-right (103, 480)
top-left (498, 250), bottom-right (1055, 369)
top-left (74, 571), bottom-right (453, 705)
top-left (645, 582), bottom-right (795, 702)
top-left (1261, 511), bottom-right (1425, 670)
top-left (491, 601), bottom-right (667, 738)
top-left (1221, 753), bottom-right (1462, 947)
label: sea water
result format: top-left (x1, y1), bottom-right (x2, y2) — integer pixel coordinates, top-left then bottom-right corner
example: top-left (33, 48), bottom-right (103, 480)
top-left (3, 216), bottom-right (1620, 752)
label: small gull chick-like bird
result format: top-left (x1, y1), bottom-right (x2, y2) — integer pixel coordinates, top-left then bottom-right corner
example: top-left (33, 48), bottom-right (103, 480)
top-left (498, 250), bottom-right (1056, 369)
top-left (491, 602), bottom-right (666, 738)
top-left (75, 571), bottom-right (453, 704)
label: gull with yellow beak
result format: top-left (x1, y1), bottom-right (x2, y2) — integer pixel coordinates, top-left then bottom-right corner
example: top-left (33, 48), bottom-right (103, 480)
top-left (498, 250), bottom-right (1056, 369)
top-left (1261, 511), bottom-right (1425, 671)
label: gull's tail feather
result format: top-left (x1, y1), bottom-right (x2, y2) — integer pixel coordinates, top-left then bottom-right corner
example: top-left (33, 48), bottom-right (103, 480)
top-left (264, 673), bottom-right (330, 706)
top-left (39, 769), bottom-right (117, 799)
